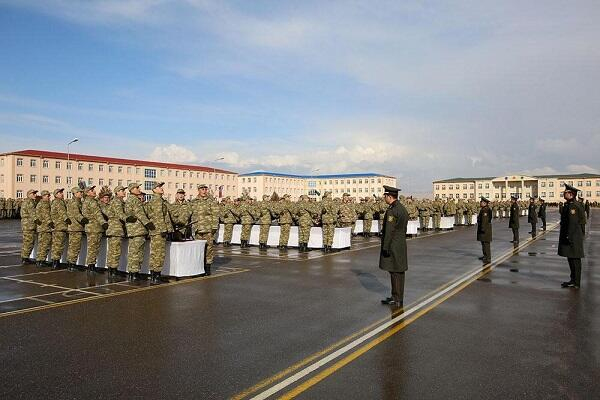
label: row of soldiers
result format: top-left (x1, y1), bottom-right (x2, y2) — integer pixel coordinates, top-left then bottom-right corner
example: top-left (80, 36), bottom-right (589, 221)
top-left (0, 198), bottom-right (22, 219)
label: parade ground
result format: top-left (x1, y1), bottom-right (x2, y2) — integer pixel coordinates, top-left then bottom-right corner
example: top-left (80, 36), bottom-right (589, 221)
top-left (1, 210), bottom-right (597, 399)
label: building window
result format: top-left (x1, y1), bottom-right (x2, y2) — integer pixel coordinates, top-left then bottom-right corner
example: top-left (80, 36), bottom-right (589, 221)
top-left (358, 179), bottom-right (362, 184)
top-left (127, 167), bottom-right (133, 174)
top-left (78, 163), bottom-right (83, 171)
top-left (541, 192), bottom-right (546, 197)
top-left (109, 179), bottom-right (113, 186)
top-left (485, 183), bottom-right (489, 189)
top-left (118, 180), bottom-right (123, 186)
top-left (463, 193), bottom-right (467, 198)
top-left (66, 177), bottom-right (72, 185)
top-left (144, 181), bottom-right (155, 191)
top-left (54, 176), bottom-right (61, 184)
top-left (17, 158), bottom-right (23, 166)
top-left (16, 190), bottom-right (23, 199)
top-left (435, 185), bottom-right (439, 190)
top-left (99, 179), bottom-right (104, 186)
top-left (118, 166), bottom-right (123, 173)
top-left (43, 160), bottom-right (49, 168)
top-left (596, 191), bottom-right (600, 197)
top-left (469, 184), bottom-right (474, 189)
top-left (549, 192), bottom-right (554, 197)
top-left (478, 184), bottom-right (482, 189)
top-left (78, 177), bottom-right (84, 183)
top-left (449, 185), bottom-right (453, 190)
top-left (30, 175), bottom-right (37, 183)
top-left (30, 159), bottom-right (36, 167)
top-left (586, 181), bottom-right (591, 186)
top-left (66, 192), bottom-right (72, 199)
top-left (55, 161), bottom-right (61, 169)
top-left (16, 174), bottom-right (23, 182)
top-left (577, 181), bottom-right (583, 186)
top-left (109, 165), bottom-right (113, 173)
top-left (136, 168), bottom-right (140, 175)
top-left (66, 162), bottom-right (72, 170)
top-left (99, 165), bottom-right (104, 172)
top-left (88, 178), bottom-right (93, 185)
top-left (549, 182), bottom-right (554, 187)
top-left (42, 175), bottom-right (49, 183)
top-left (87, 164), bottom-right (93, 171)
top-left (144, 169), bottom-right (157, 179)
top-left (586, 191), bottom-right (591, 197)
top-left (541, 182), bottom-right (546, 187)
top-left (308, 181), bottom-right (316, 187)
top-left (463, 184), bottom-right (468, 189)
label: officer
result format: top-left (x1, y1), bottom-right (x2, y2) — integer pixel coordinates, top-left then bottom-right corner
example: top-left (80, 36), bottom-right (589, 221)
top-left (559, 184), bottom-right (586, 288)
top-left (146, 182), bottom-right (172, 284)
top-left (379, 185), bottom-right (408, 307)
top-left (192, 184), bottom-right (215, 275)
top-left (50, 188), bottom-right (68, 269)
top-left (34, 190), bottom-right (53, 267)
top-left (20, 189), bottom-right (38, 264)
top-left (477, 197), bottom-right (493, 264)
top-left (528, 196), bottom-right (538, 238)
top-left (277, 194), bottom-right (294, 250)
top-left (82, 185), bottom-right (108, 272)
top-left (509, 195), bottom-right (520, 243)
top-left (170, 189), bottom-right (192, 241)
top-left (105, 185), bottom-right (127, 277)
top-left (537, 198), bottom-right (547, 231)
top-left (66, 186), bottom-right (88, 271)
top-left (125, 183), bottom-right (153, 281)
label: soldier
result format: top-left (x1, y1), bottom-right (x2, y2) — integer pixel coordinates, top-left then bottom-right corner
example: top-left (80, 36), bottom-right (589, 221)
top-left (82, 185), bottom-right (108, 272)
top-left (170, 189), bottom-right (192, 241)
top-left (296, 195), bottom-right (315, 252)
top-left (455, 199), bottom-right (465, 225)
top-left (418, 200), bottom-right (431, 231)
top-left (376, 196), bottom-right (387, 236)
top-left (0, 196), bottom-right (5, 219)
top-left (125, 183), bottom-right (152, 281)
top-left (146, 182), bottom-right (172, 283)
top-left (192, 184), bottom-right (215, 275)
top-left (221, 197), bottom-right (238, 247)
top-left (209, 192), bottom-right (221, 242)
top-left (431, 198), bottom-right (443, 230)
top-left (321, 191), bottom-right (338, 252)
top-left (277, 194), bottom-right (294, 250)
top-left (559, 184), bottom-right (586, 289)
top-left (537, 198), bottom-right (547, 231)
top-left (257, 194), bottom-right (273, 250)
top-left (105, 185), bottom-right (127, 277)
top-left (379, 185), bottom-right (408, 307)
top-left (235, 197), bottom-right (255, 249)
top-left (66, 186), bottom-right (88, 271)
top-left (584, 199), bottom-right (591, 219)
top-left (34, 190), bottom-right (53, 267)
top-left (465, 199), bottom-right (476, 226)
top-left (477, 197), bottom-right (493, 264)
top-left (6, 197), bottom-right (14, 219)
top-left (50, 188), bottom-right (68, 269)
top-left (20, 189), bottom-right (39, 264)
top-left (509, 195), bottom-right (520, 244)
top-left (528, 196), bottom-right (538, 238)
top-left (443, 198), bottom-right (456, 221)
top-left (338, 193), bottom-right (356, 230)
top-left (362, 197), bottom-right (375, 237)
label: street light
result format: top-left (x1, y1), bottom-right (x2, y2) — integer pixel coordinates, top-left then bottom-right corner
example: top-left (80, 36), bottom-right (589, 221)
top-left (212, 157), bottom-right (225, 198)
top-left (310, 168), bottom-right (320, 197)
top-left (67, 138), bottom-right (79, 185)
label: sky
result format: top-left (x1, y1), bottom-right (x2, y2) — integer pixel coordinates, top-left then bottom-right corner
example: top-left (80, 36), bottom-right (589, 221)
top-left (0, 0), bottom-right (599, 196)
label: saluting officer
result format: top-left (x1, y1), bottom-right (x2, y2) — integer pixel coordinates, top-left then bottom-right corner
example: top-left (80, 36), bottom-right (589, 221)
top-left (477, 197), bottom-right (493, 264)
top-left (379, 185), bottom-right (409, 307)
top-left (559, 184), bottom-right (586, 289)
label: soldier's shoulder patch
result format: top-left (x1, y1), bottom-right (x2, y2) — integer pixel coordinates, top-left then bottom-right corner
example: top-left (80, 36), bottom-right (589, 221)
top-left (570, 209), bottom-right (576, 215)
top-left (388, 215), bottom-right (395, 222)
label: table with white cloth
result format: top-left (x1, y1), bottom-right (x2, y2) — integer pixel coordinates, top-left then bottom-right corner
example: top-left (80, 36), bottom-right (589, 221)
top-left (353, 220), bottom-right (380, 234)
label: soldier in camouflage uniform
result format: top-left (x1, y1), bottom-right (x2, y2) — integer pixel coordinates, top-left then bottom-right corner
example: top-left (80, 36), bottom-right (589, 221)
top-left (418, 200), bottom-right (431, 231)
top-left (233, 197), bottom-right (255, 248)
top-left (220, 197), bottom-right (238, 246)
top-left (170, 189), bottom-right (192, 241)
top-left (321, 191), bottom-right (338, 252)
top-left (296, 195), bottom-right (315, 252)
top-left (125, 183), bottom-right (152, 281)
top-left (0, 197), bottom-right (5, 219)
top-left (50, 188), bottom-right (68, 269)
top-left (456, 199), bottom-right (465, 225)
top-left (431, 198), bottom-right (443, 230)
top-left (105, 185), bottom-right (127, 277)
top-left (6, 197), bottom-right (14, 219)
top-left (192, 184), bottom-right (215, 275)
top-left (465, 199), bottom-right (476, 226)
top-left (362, 197), bottom-right (375, 237)
top-left (257, 194), bottom-right (273, 250)
top-left (146, 182), bottom-right (172, 283)
top-left (209, 192), bottom-right (221, 242)
top-left (277, 194), bottom-right (294, 250)
top-left (20, 189), bottom-right (39, 264)
top-left (82, 186), bottom-right (109, 272)
top-left (34, 190), bottom-right (53, 267)
top-left (66, 187), bottom-right (87, 271)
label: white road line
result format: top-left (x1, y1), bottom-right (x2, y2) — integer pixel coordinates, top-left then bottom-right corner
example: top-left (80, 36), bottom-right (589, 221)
top-left (1, 277), bottom-right (100, 295)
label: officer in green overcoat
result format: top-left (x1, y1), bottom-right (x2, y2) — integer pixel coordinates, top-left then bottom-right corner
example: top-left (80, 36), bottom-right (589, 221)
top-left (379, 185), bottom-right (409, 307)
top-left (559, 184), bottom-right (586, 289)
top-left (509, 195), bottom-right (520, 243)
top-left (477, 197), bottom-right (493, 264)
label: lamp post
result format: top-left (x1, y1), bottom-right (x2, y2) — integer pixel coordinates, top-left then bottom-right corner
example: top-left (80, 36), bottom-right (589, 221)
top-left (212, 157), bottom-right (225, 198)
top-left (310, 168), bottom-right (320, 198)
top-left (67, 138), bottom-right (79, 185)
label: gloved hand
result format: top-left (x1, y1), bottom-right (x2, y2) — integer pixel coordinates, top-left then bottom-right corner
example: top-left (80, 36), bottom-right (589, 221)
top-left (145, 222), bottom-right (156, 231)
top-left (102, 223), bottom-right (109, 231)
top-left (34, 219), bottom-right (41, 225)
top-left (65, 218), bottom-right (72, 225)
top-left (49, 222), bottom-right (55, 229)
top-left (125, 215), bottom-right (137, 223)
top-left (81, 217), bottom-right (89, 225)
top-left (382, 249), bottom-right (391, 258)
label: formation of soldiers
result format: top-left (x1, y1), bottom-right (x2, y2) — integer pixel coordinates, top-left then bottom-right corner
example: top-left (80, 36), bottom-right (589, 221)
top-left (0, 198), bottom-right (22, 219)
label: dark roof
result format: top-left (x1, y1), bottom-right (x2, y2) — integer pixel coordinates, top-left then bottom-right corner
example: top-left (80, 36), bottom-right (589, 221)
top-left (239, 171), bottom-right (395, 179)
top-left (2, 149), bottom-right (237, 174)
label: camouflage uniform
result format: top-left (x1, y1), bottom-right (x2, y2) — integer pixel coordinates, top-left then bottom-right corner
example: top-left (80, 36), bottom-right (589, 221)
top-left (338, 195), bottom-right (356, 229)
top-left (295, 196), bottom-right (315, 250)
top-left (456, 200), bottom-right (465, 225)
top-left (105, 188), bottom-right (127, 269)
top-left (66, 189), bottom-right (86, 265)
top-left (125, 189), bottom-right (151, 273)
top-left (232, 200), bottom-right (254, 247)
top-left (209, 195), bottom-right (221, 239)
top-left (277, 196), bottom-right (294, 248)
top-left (20, 191), bottom-right (38, 261)
top-left (192, 194), bottom-right (215, 264)
top-left (146, 189), bottom-right (172, 272)
top-left (82, 191), bottom-right (108, 266)
top-left (418, 201), bottom-right (431, 231)
top-left (6, 198), bottom-right (14, 219)
top-left (257, 195), bottom-right (273, 247)
top-left (50, 190), bottom-right (68, 263)
top-left (431, 199), bottom-right (443, 230)
top-left (169, 195), bottom-right (192, 240)
top-left (220, 198), bottom-right (238, 245)
top-left (321, 192), bottom-right (338, 250)
top-left (34, 193), bottom-right (53, 264)
top-left (0, 197), bottom-right (5, 219)
top-left (362, 198), bottom-right (375, 236)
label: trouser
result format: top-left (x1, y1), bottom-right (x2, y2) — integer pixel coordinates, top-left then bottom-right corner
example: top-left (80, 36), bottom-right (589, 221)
top-left (51, 231), bottom-right (67, 261)
top-left (85, 232), bottom-right (102, 265)
top-left (195, 232), bottom-right (214, 264)
top-left (322, 223), bottom-right (334, 246)
top-left (279, 224), bottom-right (291, 246)
top-left (223, 223), bottom-right (234, 243)
top-left (149, 234), bottom-right (166, 272)
top-left (36, 232), bottom-right (52, 262)
top-left (127, 236), bottom-right (146, 272)
top-left (481, 241), bottom-right (491, 263)
top-left (419, 216), bottom-right (430, 229)
top-left (465, 213), bottom-right (473, 225)
top-left (67, 231), bottom-right (83, 264)
top-left (432, 214), bottom-right (441, 229)
top-left (379, 218), bottom-right (384, 233)
top-left (389, 272), bottom-right (405, 303)
top-left (530, 222), bottom-right (537, 237)
top-left (259, 224), bottom-right (270, 244)
top-left (541, 217), bottom-right (546, 230)
top-left (298, 224), bottom-right (311, 244)
top-left (106, 236), bottom-right (123, 268)
top-left (568, 258), bottom-right (582, 286)
top-left (455, 214), bottom-right (462, 225)
top-left (22, 230), bottom-right (36, 259)
top-left (363, 219), bottom-right (372, 234)
top-left (241, 224), bottom-right (252, 241)
top-left (351, 221), bottom-right (357, 235)
top-left (512, 227), bottom-right (519, 242)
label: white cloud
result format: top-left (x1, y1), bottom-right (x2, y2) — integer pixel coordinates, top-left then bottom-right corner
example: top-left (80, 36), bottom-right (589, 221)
top-left (149, 144), bottom-right (198, 162)
top-left (566, 164), bottom-right (599, 174)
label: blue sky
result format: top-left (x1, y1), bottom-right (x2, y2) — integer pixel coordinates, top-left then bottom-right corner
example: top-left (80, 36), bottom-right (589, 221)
top-left (1, 0), bottom-right (599, 195)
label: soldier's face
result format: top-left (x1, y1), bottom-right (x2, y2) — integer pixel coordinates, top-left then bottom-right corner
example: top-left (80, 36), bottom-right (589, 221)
top-left (100, 195), bottom-right (110, 204)
top-left (176, 193), bottom-right (185, 201)
top-left (154, 186), bottom-right (164, 195)
top-left (564, 191), bottom-right (574, 201)
top-left (87, 190), bottom-right (96, 198)
top-left (74, 192), bottom-right (83, 199)
top-left (42, 194), bottom-right (50, 201)
top-left (55, 192), bottom-right (64, 199)
top-left (28, 193), bottom-right (37, 199)
top-left (116, 190), bottom-right (126, 198)
top-left (131, 187), bottom-right (141, 195)
top-left (198, 188), bottom-right (208, 197)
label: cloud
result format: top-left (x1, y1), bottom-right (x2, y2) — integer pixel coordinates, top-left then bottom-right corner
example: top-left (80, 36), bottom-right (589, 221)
top-left (566, 164), bottom-right (599, 174)
top-left (149, 144), bottom-right (198, 162)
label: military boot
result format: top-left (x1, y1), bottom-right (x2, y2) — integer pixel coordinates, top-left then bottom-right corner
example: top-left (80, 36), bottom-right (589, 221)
top-left (51, 259), bottom-right (60, 269)
top-left (67, 263), bottom-right (77, 272)
top-left (108, 267), bottom-right (117, 277)
top-left (223, 241), bottom-right (230, 247)
top-left (87, 264), bottom-right (96, 272)
top-left (205, 264), bottom-right (211, 276)
top-left (21, 257), bottom-right (32, 265)
top-left (36, 260), bottom-right (44, 268)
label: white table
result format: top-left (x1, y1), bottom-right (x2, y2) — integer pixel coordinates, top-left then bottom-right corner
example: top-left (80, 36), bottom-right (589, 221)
top-left (354, 220), bottom-right (380, 234)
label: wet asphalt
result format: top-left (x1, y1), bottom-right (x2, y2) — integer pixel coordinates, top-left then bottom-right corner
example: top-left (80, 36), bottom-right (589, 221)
top-left (0, 209), bottom-right (597, 399)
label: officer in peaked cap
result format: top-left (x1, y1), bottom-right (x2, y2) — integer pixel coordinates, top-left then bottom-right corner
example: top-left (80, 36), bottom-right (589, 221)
top-left (379, 185), bottom-right (408, 307)
top-left (538, 197), bottom-right (547, 231)
top-left (509, 194), bottom-right (520, 244)
top-left (528, 196), bottom-right (538, 237)
top-left (559, 184), bottom-right (586, 288)
top-left (477, 196), bottom-right (493, 264)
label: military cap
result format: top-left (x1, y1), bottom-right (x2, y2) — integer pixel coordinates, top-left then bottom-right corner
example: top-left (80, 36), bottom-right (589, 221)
top-left (342, 193), bottom-right (351, 197)
top-left (128, 182), bottom-right (141, 191)
top-left (539, 198), bottom-right (545, 202)
top-left (263, 194), bottom-right (270, 200)
top-left (510, 195), bottom-right (518, 200)
top-left (197, 184), bottom-right (208, 189)
top-left (99, 186), bottom-right (112, 198)
top-left (71, 186), bottom-right (83, 194)
top-left (53, 188), bottom-right (64, 196)
top-left (176, 189), bottom-right (186, 194)
top-left (151, 181), bottom-right (164, 189)
top-left (564, 183), bottom-right (579, 193)
top-left (85, 185), bottom-right (96, 192)
top-left (27, 189), bottom-right (39, 196)
top-left (383, 185), bottom-right (401, 195)
top-left (114, 185), bottom-right (126, 193)
top-left (529, 196), bottom-right (537, 200)
top-left (480, 196), bottom-right (490, 204)
top-left (40, 190), bottom-right (50, 196)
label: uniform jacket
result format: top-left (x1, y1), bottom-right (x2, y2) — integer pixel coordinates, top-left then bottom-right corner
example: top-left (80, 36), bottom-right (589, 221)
top-left (67, 197), bottom-right (86, 232)
top-left (477, 205), bottom-right (493, 242)
top-left (106, 197), bottom-right (127, 237)
top-left (379, 200), bottom-right (409, 273)
top-left (146, 194), bottom-right (172, 236)
top-left (528, 203), bottom-right (538, 224)
top-left (82, 197), bottom-right (107, 234)
top-left (509, 203), bottom-right (520, 229)
top-left (35, 200), bottom-right (53, 233)
top-left (558, 200), bottom-right (585, 258)
top-left (125, 195), bottom-right (150, 237)
top-left (537, 203), bottom-right (547, 219)
top-left (21, 198), bottom-right (37, 232)
top-left (277, 201), bottom-right (294, 225)
top-left (50, 198), bottom-right (69, 232)
top-left (321, 198), bottom-right (339, 225)
top-left (192, 196), bottom-right (214, 233)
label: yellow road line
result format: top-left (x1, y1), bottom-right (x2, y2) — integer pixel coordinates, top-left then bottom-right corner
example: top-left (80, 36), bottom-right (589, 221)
top-left (0, 269), bottom-right (249, 319)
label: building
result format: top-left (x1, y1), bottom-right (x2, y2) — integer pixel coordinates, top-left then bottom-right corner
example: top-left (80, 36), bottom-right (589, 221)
top-left (433, 173), bottom-right (600, 202)
top-left (0, 150), bottom-right (238, 201)
top-left (238, 171), bottom-right (397, 200)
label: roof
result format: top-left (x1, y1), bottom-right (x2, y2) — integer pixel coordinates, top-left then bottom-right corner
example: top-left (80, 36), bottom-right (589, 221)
top-left (2, 149), bottom-right (237, 174)
top-left (433, 177), bottom-right (494, 183)
top-left (239, 171), bottom-right (395, 179)
top-left (434, 173), bottom-right (600, 183)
